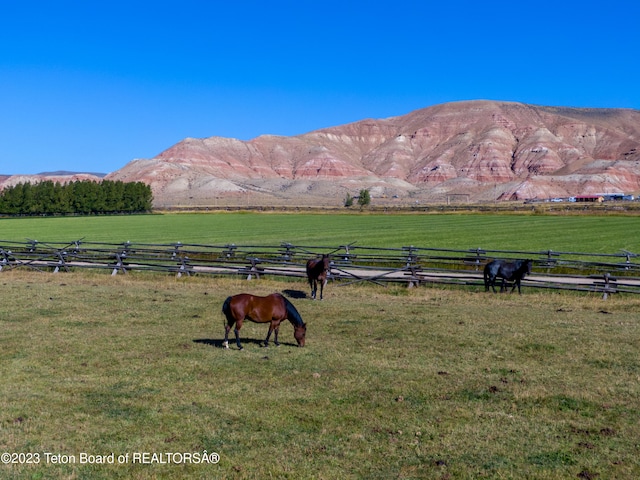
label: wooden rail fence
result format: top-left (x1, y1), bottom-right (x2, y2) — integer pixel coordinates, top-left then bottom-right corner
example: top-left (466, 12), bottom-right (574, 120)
top-left (2, 239), bottom-right (639, 298)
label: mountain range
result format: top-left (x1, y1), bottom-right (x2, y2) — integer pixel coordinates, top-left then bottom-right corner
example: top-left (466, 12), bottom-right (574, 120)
top-left (3, 100), bottom-right (640, 207)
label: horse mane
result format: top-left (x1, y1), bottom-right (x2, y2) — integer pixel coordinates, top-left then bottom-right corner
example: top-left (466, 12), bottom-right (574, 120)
top-left (518, 259), bottom-right (533, 271)
top-left (279, 294), bottom-right (305, 327)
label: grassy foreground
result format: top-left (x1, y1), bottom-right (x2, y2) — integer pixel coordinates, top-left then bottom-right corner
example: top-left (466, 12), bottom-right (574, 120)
top-left (1, 270), bottom-right (639, 479)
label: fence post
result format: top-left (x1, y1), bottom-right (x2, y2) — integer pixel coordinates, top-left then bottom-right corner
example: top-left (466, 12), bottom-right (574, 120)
top-left (176, 256), bottom-right (191, 278)
top-left (53, 251), bottom-right (68, 273)
top-left (339, 244), bottom-right (355, 264)
top-left (466, 248), bottom-right (486, 270)
top-left (111, 241), bottom-right (131, 276)
top-left (279, 243), bottom-right (294, 261)
top-left (601, 273), bottom-right (616, 300)
top-left (0, 249), bottom-right (11, 271)
top-left (403, 246), bottom-right (421, 287)
top-left (223, 244), bottom-right (237, 258)
top-left (403, 246), bottom-right (418, 268)
top-left (111, 253), bottom-right (127, 276)
top-left (246, 258), bottom-right (261, 280)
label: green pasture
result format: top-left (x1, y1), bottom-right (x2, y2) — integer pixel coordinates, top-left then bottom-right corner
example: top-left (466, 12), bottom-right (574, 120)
top-left (1, 272), bottom-right (639, 479)
top-left (1, 212), bottom-right (639, 253)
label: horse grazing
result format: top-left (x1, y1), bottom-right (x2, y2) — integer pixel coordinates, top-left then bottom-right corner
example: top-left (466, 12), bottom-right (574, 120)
top-left (221, 293), bottom-right (306, 349)
top-left (306, 254), bottom-right (330, 300)
top-left (484, 259), bottom-right (533, 294)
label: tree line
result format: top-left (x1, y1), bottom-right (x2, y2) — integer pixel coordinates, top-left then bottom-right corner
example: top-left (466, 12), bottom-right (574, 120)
top-left (0, 180), bottom-right (153, 215)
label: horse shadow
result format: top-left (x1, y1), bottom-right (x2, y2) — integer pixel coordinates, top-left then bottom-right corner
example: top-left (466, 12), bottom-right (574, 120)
top-left (281, 289), bottom-right (307, 299)
top-left (193, 338), bottom-right (299, 349)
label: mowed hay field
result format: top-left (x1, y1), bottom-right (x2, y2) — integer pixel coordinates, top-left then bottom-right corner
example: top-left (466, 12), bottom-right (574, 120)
top-left (1, 270), bottom-right (639, 479)
top-left (1, 212), bottom-right (640, 479)
top-left (2, 211), bottom-right (640, 252)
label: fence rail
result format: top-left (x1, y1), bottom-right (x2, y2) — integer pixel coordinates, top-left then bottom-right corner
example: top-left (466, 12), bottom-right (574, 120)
top-left (2, 239), bottom-right (640, 298)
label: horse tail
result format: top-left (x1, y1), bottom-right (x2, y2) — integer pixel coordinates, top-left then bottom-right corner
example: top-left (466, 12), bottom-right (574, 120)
top-left (221, 296), bottom-right (232, 324)
top-left (305, 260), bottom-right (313, 283)
top-left (281, 295), bottom-right (305, 327)
top-left (483, 261), bottom-right (491, 283)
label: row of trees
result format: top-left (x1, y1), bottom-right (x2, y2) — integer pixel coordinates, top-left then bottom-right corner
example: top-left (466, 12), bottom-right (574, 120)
top-left (0, 180), bottom-right (153, 215)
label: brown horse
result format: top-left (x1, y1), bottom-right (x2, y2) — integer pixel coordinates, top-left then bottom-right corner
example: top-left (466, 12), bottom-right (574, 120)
top-left (306, 254), bottom-right (330, 300)
top-left (221, 293), bottom-right (306, 349)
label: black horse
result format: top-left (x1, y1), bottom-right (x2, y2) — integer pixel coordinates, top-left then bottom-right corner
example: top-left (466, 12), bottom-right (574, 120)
top-left (484, 259), bottom-right (532, 294)
top-left (306, 254), bottom-right (330, 300)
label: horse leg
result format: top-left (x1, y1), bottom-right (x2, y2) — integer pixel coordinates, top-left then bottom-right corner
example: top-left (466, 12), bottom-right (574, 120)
top-left (484, 272), bottom-right (494, 292)
top-left (309, 278), bottom-right (316, 299)
top-left (273, 324), bottom-right (280, 346)
top-left (263, 322), bottom-right (281, 347)
top-left (263, 327), bottom-right (273, 347)
top-left (488, 276), bottom-right (497, 293)
top-left (319, 278), bottom-right (327, 300)
top-left (223, 323), bottom-right (231, 349)
top-left (233, 319), bottom-right (244, 350)
top-left (513, 279), bottom-right (521, 294)
top-left (234, 327), bottom-right (244, 349)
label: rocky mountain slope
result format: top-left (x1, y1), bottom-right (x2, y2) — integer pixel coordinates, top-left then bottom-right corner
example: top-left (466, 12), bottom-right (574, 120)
top-left (5, 101), bottom-right (640, 206)
top-left (0, 173), bottom-right (104, 189)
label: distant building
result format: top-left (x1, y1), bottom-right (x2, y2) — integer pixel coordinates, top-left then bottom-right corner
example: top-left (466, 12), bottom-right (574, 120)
top-left (574, 195), bottom-right (604, 203)
top-left (600, 193), bottom-right (635, 201)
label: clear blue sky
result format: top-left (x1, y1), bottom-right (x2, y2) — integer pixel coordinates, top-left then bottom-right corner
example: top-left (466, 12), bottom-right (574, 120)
top-left (2, 0), bottom-right (639, 175)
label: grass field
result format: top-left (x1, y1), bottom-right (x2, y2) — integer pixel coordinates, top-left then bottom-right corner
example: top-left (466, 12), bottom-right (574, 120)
top-left (1, 212), bottom-right (639, 479)
top-left (1, 212), bottom-right (640, 253)
top-left (1, 270), bottom-right (639, 479)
